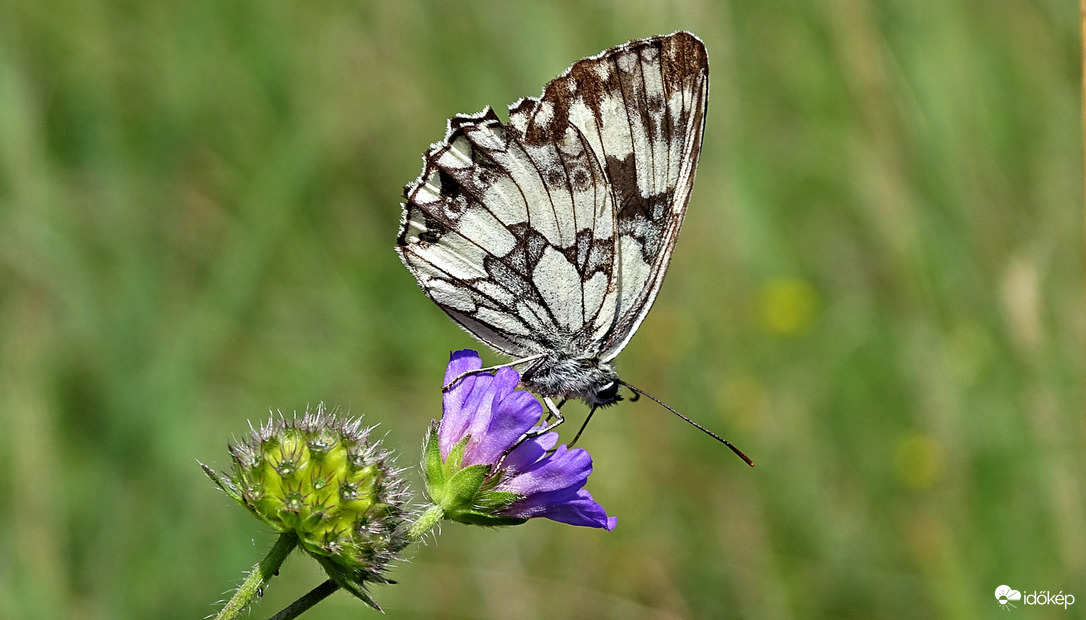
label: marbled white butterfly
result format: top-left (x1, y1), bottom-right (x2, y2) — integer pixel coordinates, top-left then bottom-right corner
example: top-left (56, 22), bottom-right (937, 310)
top-left (397, 32), bottom-right (751, 465)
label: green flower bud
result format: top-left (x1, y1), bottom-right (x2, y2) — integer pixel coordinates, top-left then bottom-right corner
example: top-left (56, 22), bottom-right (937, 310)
top-left (206, 405), bottom-right (411, 609)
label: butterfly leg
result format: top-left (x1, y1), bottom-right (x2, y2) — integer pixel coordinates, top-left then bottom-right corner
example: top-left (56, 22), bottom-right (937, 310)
top-left (496, 396), bottom-right (566, 467)
top-left (543, 399), bottom-right (568, 423)
top-left (442, 354), bottom-right (546, 392)
top-left (536, 396), bottom-right (566, 433)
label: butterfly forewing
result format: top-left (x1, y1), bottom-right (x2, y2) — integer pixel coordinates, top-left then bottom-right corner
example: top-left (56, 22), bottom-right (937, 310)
top-left (526, 32), bottom-right (708, 359)
top-left (397, 32), bottom-right (708, 402)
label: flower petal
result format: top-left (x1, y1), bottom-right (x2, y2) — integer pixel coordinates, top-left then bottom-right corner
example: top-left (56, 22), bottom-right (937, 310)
top-left (443, 350), bottom-right (481, 394)
top-left (503, 489), bottom-right (616, 530)
top-left (500, 445), bottom-right (592, 496)
top-left (501, 431), bottom-right (558, 474)
top-left (457, 372), bottom-right (505, 466)
top-left (439, 374), bottom-right (492, 458)
top-left (439, 351), bottom-right (483, 456)
top-left (464, 371), bottom-right (544, 466)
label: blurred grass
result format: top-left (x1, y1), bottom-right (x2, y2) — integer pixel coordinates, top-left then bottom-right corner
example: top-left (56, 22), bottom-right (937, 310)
top-left (0, 1), bottom-right (1082, 618)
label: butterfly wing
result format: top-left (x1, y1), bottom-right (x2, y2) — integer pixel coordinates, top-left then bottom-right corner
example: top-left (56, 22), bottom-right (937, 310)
top-left (524, 32), bottom-right (709, 361)
top-left (397, 32), bottom-right (708, 363)
top-left (397, 105), bottom-right (614, 359)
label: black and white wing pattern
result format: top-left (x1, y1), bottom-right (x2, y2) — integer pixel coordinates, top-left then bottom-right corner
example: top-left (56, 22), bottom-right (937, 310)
top-left (397, 31), bottom-right (708, 408)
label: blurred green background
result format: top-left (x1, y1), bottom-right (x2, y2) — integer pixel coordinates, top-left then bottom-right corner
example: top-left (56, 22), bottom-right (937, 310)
top-left (1, 1), bottom-right (1082, 618)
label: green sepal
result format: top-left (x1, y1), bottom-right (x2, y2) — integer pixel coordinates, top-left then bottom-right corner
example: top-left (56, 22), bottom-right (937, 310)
top-left (441, 464), bottom-right (490, 512)
top-left (424, 424), bottom-right (492, 515)
top-left (446, 511), bottom-right (528, 527)
top-left (200, 462), bottom-right (244, 505)
top-left (476, 490), bottom-right (520, 511)
top-left (443, 434), bottom-right (469, 475)
top-left (442, 487), bottom-right (525, 527)
top-left (420, 423), bottom-right (529, 528)
top-left (456, 512), bottom-right (527, 525)
top-left (422, 424), bottom-right (446, 502)
top-left (311, 554), bottom-right (383, 611)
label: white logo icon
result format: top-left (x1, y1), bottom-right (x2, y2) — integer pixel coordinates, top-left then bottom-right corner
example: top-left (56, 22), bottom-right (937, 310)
top-left (995, 585), bottom-right (1022, 610)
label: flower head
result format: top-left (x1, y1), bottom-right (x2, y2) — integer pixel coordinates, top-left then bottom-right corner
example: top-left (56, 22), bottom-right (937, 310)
top-left (204, 405), bottom-right (411, 609)
top-left (422, 350), bottom-right (616, 530)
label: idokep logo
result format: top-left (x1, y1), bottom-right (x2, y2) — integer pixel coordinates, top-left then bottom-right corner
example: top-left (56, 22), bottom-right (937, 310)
top-left (995, 585), bottom-right (1076, 611)
top-left (995, 585), bottom-right (1022, 609)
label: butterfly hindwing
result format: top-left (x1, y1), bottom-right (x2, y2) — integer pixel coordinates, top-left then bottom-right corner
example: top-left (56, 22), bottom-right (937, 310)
top-left (397, 32), bottom-right (707, 398)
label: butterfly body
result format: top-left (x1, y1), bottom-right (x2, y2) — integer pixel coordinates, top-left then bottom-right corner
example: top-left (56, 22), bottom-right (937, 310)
top-left (520, 353), bottom-right (620, 408)
top-left (398, 32), bottom-right (707, 415)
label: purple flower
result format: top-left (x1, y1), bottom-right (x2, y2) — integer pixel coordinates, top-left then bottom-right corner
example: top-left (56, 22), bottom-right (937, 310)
top-left (422, 350), bottom-right (616, 531)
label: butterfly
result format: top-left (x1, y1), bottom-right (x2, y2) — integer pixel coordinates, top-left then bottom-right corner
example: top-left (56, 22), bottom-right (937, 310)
top-left (397, 32), bottom-right (751, 464)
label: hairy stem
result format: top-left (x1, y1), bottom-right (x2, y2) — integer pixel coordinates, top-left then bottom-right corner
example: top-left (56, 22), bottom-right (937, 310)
top-left (214, 533), bottom-right (298, 620)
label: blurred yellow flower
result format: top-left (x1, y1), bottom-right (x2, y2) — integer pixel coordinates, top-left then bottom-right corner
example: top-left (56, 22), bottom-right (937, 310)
top-left (757, 277), bottom-right (819, 337)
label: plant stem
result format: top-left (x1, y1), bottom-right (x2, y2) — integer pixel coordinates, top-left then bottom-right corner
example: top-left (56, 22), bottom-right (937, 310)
top-left (406, 504), bottom-right (444, 542)
top-left (268, 579), bottom-right (339, 620)
top-left (214, 533), bottom-right (298, 620)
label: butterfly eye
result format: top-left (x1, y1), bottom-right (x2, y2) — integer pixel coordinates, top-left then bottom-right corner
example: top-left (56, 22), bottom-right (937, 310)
top-left (595, 381), bottom-right (621, 405)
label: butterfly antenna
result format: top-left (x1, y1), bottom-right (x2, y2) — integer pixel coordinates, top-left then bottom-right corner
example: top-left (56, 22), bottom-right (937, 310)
top-left (620, 381), bottom-right (754, 467)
